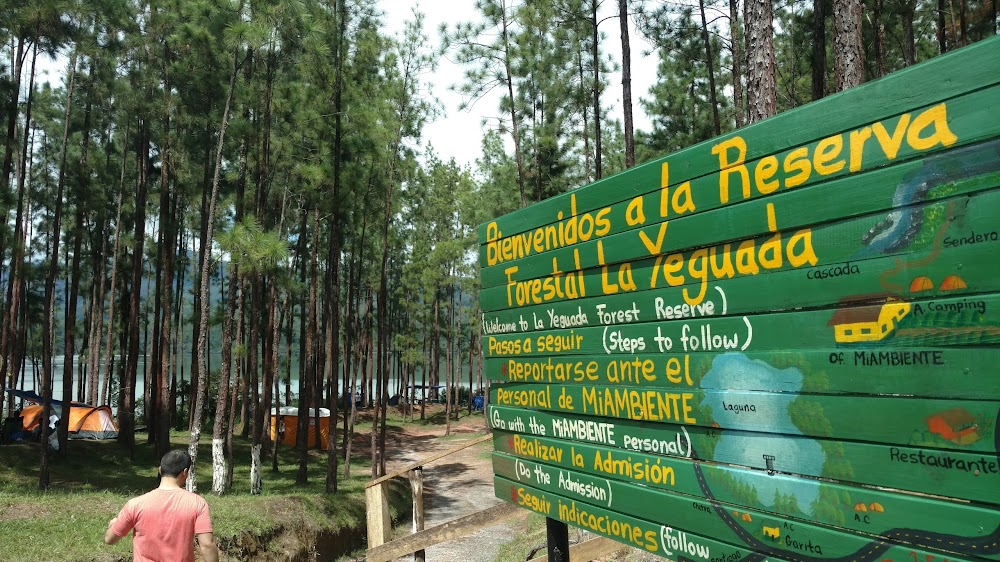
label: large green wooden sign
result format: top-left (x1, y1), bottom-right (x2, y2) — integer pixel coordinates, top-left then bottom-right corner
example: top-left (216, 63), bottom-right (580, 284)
top-left (480, 37), bottom-right (1000, 562)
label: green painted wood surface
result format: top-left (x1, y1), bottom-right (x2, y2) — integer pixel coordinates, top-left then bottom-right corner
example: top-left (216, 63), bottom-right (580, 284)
top-left (478, 37), bottom-right (1000, 246)
top-left (481, 186), bottom-right (1000, 312)
top-left (485, 347), bottom-right (1000, 399)
top-left (481, 37), bottom-right (1000, 562)
top-left (494, 455), bottom-right (1000, 561)
top-left (495, 476), bottom-right (989, 562)
top-left (484, 293), bottom-right (1000, 359)
top-left (481, 134), bottom-right (1000, 289)
top-left (481, 105), bottom-right (1000, 289)
top-left (489, 382), bottom-right (1000, 452)
top-left (489, 407), bottom-right (1000, 506)
top-left (482, 239), bottom-right (1000, 336)
top-left (495, 475), bottom-right (785, 562)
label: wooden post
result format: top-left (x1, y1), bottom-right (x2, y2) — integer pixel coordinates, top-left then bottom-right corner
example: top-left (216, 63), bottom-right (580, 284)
top-left (408, 468), bottom-right (425, 562)
top-left (365, 481), bottom-right (391, 550)
top-left (545, 518), bottom-right (569, 562)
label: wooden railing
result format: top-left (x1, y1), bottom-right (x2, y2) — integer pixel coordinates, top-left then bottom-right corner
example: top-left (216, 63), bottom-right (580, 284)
top-left (365, 434), bottom-right (518, 562)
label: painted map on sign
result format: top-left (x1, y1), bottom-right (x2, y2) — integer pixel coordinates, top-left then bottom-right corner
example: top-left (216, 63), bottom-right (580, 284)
top-left (480, 37), bottom-right (1000, 562)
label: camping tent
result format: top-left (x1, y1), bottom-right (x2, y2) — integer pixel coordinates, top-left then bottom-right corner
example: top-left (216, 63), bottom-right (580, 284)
top-left (270, 406), bottom-right (329, 450)
top-left (4, 390), bottom-right (119, 440)
top-left (20, 403), bottom-right (118, 440)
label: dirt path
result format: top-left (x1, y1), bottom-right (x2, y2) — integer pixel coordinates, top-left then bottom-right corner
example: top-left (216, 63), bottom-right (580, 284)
top-left (376, 413), bottom-right (657, 562)
top-left (381, 417), bottom-right (528, 562)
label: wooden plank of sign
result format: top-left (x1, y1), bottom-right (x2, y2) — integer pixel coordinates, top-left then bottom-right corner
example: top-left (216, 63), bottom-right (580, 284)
top-left (495, 444), bottom-right (1000, 542)
top-left (494, 456), bottom-right (998, 562)
top-left (480, 186), bottom-right (1000, 312)
top-left (482, 145), bottom-right (1000, 291)
top-left (479, 133), bottom-right (1000, 283)
top-left (477, 38), bottom-right (1000, 245)
top-left (482, 239), bottom-right (999, 337)
top-left (479, 101), bottom-right (1000, 289)
top-left (485, 347), bottom-right (1000, 400)
top-left (484, 293), bottom-right (1000, 360)
top-left (495, 475), bottom-right (795, 562)
top-left (488, 406), bottom-right (1000, 505)
top-left (488, 383), bottom-right (1000, 453)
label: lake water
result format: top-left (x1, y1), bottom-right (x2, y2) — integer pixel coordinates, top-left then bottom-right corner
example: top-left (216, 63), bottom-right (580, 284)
top-left (9, 356), bottom-right (480, 407)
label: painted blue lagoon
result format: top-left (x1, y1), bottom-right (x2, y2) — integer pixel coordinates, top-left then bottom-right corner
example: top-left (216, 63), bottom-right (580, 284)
top-left (701, 353), bottom-right (825, 511)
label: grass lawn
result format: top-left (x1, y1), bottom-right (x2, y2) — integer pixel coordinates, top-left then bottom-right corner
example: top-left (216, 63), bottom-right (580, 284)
top-left (0, 421), bottom-right (418, 561)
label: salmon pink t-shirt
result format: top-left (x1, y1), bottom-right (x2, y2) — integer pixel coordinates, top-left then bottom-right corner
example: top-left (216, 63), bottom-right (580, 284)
top-left (109, 487), bottom-right (213, 562)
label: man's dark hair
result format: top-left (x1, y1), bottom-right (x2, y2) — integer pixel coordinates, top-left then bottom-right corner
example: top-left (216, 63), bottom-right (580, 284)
top-left (159, 450), bottom-right (192, 477)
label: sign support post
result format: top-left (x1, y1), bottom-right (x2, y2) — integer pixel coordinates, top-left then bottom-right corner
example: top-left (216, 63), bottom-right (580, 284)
top-left (545, 517), bottom-right (569, 562)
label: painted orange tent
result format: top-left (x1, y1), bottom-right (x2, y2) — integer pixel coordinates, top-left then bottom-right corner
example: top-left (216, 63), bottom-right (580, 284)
top-left (21, 404), bottom-right (118, 440)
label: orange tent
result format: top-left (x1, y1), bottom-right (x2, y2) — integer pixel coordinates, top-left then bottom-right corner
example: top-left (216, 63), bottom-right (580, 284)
top-left (21, 404), bottom-right (118, 440)
top-left (270, 407), bottom-right (329, 450)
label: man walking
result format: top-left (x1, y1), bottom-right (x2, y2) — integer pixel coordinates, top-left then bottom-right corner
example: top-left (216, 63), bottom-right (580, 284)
top-left (104, 450), bottom-right (219, 562)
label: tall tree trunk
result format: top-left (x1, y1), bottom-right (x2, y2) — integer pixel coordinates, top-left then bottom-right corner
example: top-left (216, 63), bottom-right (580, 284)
top-left (811, 0), bottom-right (826, 100)
top-left (1, 43), bottom-right (36, 416)
top-left (873, 0), bottom-right (886, 77)
top-left (297, 208), bottom-right (320, 484)
top-left (1, 36), bottom-right (25, 201)
top-left (591, 0), bottom-right (603, 180)
top-left (60, 62), bottom-right (94, 456)
top-left (86, 217), bottom-right (108, 405)
top-left (189, 41), bottom-right (242, 493)
top-left (189, 123), bottom-right (213, 427)
top-left (500, 0), bottom-right (527, 206)
top-left (326, 0), bottom-right (347, 493)
top-left (938, 0), bottom-right (949, 53)
top-left (211, 258), bottom-right (239, 495)
top-left (250, 275), bottom-right (273, 494)
top-left (958, 0), bottom-right (967, 46)
top-left (101, 127), bottom-right (128, 408)
top-left (41, 53), bottom-right (78, 488)
top-left (272, 292), bottom-right (289, 472)
top-left (101, 135), bottom-right (128, 408)
top-left (121, 113), bottom-right (149, 459)
top-left (344, 291), bottom-right (371, 478)
top-left (149, 223), bottom-right (164, 447)
top-left (618, 0), bottom-right (635, 168)
top-left (432, 297), bottom-right (440, 406)
top-left (374, 200), bottom-right (393, 479)
top-left (169, 222), bottom-right (186, 425)
top-left (468, 318), bottom-right (474, 416)
top-left (901, 1), bottom-right (916, 66)
top-left (834, 0), bottom-right (864, 91)
top-left (744, 0), bottom-right (777, 123)
top-left (728, 0), bottom-right (745, 127)
top-left (577, 51), bottom-right (592, 181)
top-left (153, 52), bottom-right (175, 460)
top-left (340, 240), bottom-right (355, 455)
top-left (699, 0), bottom-right (722, 136)
top-left (226, 280), bottom-right (245, 493)
top-left (444, 280), bottom-right (453, 436)
top-left (419, 305), bottom-right (428, 421)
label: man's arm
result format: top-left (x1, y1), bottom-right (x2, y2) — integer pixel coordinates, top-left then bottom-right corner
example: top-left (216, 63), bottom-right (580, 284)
top-left (103, 519), bottom-right (123, 545)
top-left (196, 532), bottom-right (219, 562)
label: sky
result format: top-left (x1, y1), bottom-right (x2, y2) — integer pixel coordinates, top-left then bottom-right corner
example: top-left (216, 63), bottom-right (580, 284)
top-left (381, 0), bottom-right (661, 170)
top-left (32, 1), bottom-right (665, 171)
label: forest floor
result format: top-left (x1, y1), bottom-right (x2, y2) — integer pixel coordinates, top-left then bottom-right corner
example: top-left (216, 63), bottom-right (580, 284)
top-left (372, 408), bottom-right (667, 562)
top-left (0, 404), bottom-right (665, 561)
